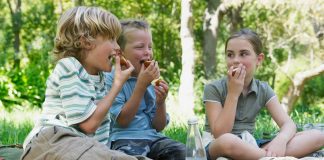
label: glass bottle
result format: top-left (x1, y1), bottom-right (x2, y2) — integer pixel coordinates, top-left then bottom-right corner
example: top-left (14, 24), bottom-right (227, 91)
top-left (185, 116), bottom-right (207, 160)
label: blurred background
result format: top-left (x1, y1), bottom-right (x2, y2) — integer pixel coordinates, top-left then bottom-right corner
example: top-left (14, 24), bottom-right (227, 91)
top-left (0, 0), bottom-right (323, 144)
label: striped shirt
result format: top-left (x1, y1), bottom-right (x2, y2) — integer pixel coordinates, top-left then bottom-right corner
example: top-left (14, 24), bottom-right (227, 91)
top-left (23, 57), bottom-right (110, 148)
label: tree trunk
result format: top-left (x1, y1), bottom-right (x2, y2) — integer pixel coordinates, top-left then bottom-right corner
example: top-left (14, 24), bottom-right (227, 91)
top-left (228, 5), bottom-right (243, 33)
top-left (202, 1), bottom-right (244, 79)
top-left (179, 0), bottom-right (195, 115)
top-left (7, 0), bottom-right (22, 69)
top-left (57, 0), bottom-right (64, 15)
top-left (281, 64), bottom-right (324, 113)
top-left (203, 0), bottom-right (225, 79)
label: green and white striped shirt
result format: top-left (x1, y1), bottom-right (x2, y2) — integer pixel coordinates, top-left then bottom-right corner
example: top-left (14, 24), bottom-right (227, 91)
top-left (23, 57), bottom-right (110, 148)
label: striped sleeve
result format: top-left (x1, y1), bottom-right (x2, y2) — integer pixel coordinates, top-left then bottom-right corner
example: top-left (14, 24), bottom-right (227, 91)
top-left (56, 58), bottom-right (97, 126)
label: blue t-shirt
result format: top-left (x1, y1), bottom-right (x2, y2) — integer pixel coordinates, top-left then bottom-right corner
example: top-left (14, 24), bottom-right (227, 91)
top-left (105, 71), bottom-right (167, 142)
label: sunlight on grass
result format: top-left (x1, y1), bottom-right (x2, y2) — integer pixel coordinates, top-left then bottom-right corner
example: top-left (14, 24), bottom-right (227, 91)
top-left (1, 96), bottom-right (323, 145)
top-left (165, 94), bottom-right (206, 124)
top-left (164, 95), bottom-right (206, 143)
top-left (0, 108), bottom-right (40, 145)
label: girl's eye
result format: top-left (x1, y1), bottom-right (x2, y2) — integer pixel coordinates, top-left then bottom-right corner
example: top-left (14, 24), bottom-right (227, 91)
top-left (227, 53), bottom-right (233, 58)
top-left (240, 52), bottom-right (249, 56)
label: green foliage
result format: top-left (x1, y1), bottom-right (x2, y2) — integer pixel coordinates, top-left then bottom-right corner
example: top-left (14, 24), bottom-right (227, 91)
top-left (0, 68), bottom-right (23, 111)
top-left (274, 74), bottom-right (291, 100)
top-left (1, 0), bottom-right (184, 109)
top-left (0, 51), bottom-right (51, 109)
top-left (254, 55), bottom-right (276, 87)
top-left (254, 108), bottom-right (278, 139)
top-left (292, 102), bottom-right (324, 125)
top-left (0, 0), bottom-right (56, 109)
top-left (0, 1), bottom-right (323, 150)
top-left (254, 105), bottom-right (324, 140)
top-left (240, 0), bottom-right (323, 109)
top-left (0, 0), bottom-right (322, 124)
top-left (301, 76), bottom-right (324, 106)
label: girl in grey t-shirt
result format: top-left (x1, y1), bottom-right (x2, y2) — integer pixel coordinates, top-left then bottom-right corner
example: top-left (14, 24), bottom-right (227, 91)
top-left (203, 29), bottom-right (324, 160)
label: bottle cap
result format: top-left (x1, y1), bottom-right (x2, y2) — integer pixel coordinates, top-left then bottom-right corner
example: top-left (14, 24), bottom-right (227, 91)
top-left (187, 116), bottom-right (199, 125)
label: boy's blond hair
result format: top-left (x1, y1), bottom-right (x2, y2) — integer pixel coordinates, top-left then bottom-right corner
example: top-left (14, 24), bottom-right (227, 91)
top-left (53, 6), bottom-right (121, 62)
top-left (117, 19), bottom-right (150, 50)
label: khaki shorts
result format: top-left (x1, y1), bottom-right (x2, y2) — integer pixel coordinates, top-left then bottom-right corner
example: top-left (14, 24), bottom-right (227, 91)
top-left (21, 126), bottom-right (150, 160)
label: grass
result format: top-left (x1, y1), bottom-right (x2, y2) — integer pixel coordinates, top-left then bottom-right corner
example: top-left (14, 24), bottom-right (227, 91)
top-left (163, 123), bottom-right (188, 143)
top-left (0, 100), bottom-right (323, 145)
top-left (0, 109), bottom-right (38, 145)
top-left (0, 119), bottom-right (32, 145)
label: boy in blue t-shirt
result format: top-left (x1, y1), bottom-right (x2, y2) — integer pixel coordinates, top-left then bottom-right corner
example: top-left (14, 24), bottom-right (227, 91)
top-left (106, 19), bottom-right (185, 160)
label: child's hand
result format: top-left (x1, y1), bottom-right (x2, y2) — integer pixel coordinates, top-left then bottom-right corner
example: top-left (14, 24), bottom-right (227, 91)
top-left (262, 139), bottom-right (287, 157)
top-left (113, 56), bottom-right (134, 87)
top-left (137, 60), bottom-right (160, 87)
top-left (154, 79), bottom-right (168, 105)
top-left (227, 64), bottom-right (245, 97)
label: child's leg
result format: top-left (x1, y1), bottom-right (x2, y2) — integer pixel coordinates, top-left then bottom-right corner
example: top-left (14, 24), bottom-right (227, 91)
top-left (80, 139), bottom-right (148, 160)
top-left (110, 139), bottom-right (151, 156)
top-left (22, 126), bottom-right (142, 160)
top-left (285, 129), bottom-right (324, 158)
top-left (148, 137), bottom-right (186, 160)
top-left (208, 133), bottom-right (266, 160)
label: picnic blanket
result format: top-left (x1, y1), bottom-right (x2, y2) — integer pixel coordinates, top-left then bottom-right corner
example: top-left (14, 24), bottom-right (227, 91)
top-left (0, 145), bottom-right (23, 160)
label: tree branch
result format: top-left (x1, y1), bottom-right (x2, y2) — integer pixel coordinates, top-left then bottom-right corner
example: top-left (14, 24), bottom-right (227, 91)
top-left (6, 0), bottom-right (14, 16)
top-left (294, 63), bottom-right (324, 86)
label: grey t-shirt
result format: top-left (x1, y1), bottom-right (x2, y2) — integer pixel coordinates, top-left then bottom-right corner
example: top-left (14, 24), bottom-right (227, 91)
top-left (203, 77), bottom-right (276, 135)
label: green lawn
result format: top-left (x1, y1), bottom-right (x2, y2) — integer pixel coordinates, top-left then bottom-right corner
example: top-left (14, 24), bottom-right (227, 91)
top-left (0, 109), bottom-right (36, 145)
top-left (1, 107), bottom-right (323, 145)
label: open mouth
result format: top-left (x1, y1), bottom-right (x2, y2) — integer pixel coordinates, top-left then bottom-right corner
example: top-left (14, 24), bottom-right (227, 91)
top-left (139, 59), bottom-right (146, 64)
top-left (140, 60), bottom-right (153, 68)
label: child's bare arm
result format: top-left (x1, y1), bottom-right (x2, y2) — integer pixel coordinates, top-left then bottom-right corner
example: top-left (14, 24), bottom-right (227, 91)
top-left (208, 65), bottom-right (246, 137)
top-left (116, 61), bottom-right (159, 127)
top-left (78, 56), bottom-right (134, 133)
top-left (263, 96), bottom-right (296, 156)
top-left (152, 80), bottom-right (168, 131)
top-left (206, 96), bottom-right (238, 138)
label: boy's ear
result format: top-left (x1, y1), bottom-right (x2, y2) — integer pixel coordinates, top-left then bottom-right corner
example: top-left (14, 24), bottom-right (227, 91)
top-left (85, 42), bottom-right (94, 50)
top-left (257, 53), bottom-right (264, 66)
top-left (80, 36), bottom-right (94, 50)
